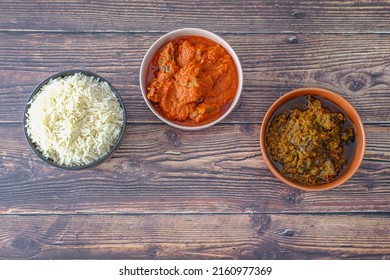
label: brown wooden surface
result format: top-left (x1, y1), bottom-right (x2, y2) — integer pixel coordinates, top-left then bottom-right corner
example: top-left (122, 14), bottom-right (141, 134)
top-left (1, 214), bottom-right (390, 260)
top-left (2, 32), bottom-right (390, 123)
top-left (1, 0), bottom-right (390, 33)
top-left (0, 0), bottom-right (390, 259)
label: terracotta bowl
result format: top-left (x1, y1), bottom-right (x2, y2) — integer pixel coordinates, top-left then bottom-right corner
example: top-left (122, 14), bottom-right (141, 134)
top-left (139, 28), bottom-right (243, 130)
top-left (260, 87), bottom-right (366, 191)
top-left (23, 70), bottom-right (127, 170)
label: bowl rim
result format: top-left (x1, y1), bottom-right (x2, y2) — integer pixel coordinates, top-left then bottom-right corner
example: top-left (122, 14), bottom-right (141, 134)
top-left (139, 27), bottom-right (243, 131)
top-left (23, 69), bottom-right (127, 170)
top-left (259, 87), bottom-right (366, 191)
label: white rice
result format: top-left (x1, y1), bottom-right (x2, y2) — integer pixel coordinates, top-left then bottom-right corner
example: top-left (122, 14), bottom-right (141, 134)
top-left (25, 72), bottom-right (124, 167)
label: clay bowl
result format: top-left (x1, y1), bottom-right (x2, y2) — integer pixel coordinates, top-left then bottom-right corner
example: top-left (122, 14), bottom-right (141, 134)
top-left (260, 87), bottom-right (366, 191)
top-left (139, 28), bottom-right (243, 130)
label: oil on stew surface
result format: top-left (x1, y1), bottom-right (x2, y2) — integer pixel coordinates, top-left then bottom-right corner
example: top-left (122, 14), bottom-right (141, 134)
top-left (147, 36), bottom-right (238, 126)
top-left (266, 96), bottom-right (355, 185)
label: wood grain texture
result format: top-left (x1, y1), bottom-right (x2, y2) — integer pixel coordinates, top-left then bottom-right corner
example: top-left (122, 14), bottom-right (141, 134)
top-left (1, 32), bottom-right (390, 123)
top-left (1, 123), bottom-right (389, 214)
top-left (1, 0), bottom-right (390, 261)
top-left (0, 0), bottom-right (390, 33)
top-left (1, 213), bottom-right (389, 259)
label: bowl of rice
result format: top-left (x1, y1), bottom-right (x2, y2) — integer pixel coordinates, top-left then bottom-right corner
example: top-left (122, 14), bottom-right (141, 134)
top-left (24, 70), bottom-right (126, 169)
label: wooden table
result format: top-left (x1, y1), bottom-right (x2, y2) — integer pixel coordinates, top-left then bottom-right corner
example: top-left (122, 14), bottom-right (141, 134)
top-left (0, 0), bottom-right (389, 260)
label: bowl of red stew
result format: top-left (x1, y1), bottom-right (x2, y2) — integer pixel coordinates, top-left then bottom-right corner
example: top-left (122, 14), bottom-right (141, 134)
top-left (139, 28), bottom-right (243, 130)
top-left (260, 87), bottom-right (366, 191)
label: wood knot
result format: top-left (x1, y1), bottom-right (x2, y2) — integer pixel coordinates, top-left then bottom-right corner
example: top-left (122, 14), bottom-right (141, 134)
top-left (349, 80), bottom-right (365, 92)
top-left (339, 71), bottom-right (371, 95)
top-left (287, 196), bottom-right (295, 203)
top-left (279, 229), bottom-right (294, 236)
top-left (252, 214), bottom-right (272, 235)
top-left (286, 188), bottom-right (303, 204)
top-left (292, 10), bottom-right (305, 18)
top-left (288, 36), bottom-right (299, 44)
top-left (120, 159), bottom-right (140, 173)
top-left (146, 245), bottom-right (160, 258)
top-left (165, 129), bottom-right (182, 147)
top-left (11, 236), bottom-right (41, 253)
top-left (240, 124), bottom-right (255, 135)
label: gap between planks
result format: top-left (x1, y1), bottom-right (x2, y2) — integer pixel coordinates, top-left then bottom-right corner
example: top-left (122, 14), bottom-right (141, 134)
top-left (1, 29), bottom-right (390, 35)
top-left (1, 211), bottom-right (390, 217)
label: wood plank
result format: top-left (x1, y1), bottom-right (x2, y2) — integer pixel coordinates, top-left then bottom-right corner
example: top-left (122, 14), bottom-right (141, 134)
top-left (1, 0), bottom-right (390, 33)
top-left (1, 32), bottom-right (390, 123)
top-left (0, 213), bottom-right (389, 259)
top-left (1, 123), bottom-right (389, 214)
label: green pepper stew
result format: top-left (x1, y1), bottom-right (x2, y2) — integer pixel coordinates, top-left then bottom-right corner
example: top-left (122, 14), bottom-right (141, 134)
top-left (266, 95), bottom-right (354, 185)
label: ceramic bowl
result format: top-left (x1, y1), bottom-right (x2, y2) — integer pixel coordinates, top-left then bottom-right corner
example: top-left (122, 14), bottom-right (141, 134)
top-left (139, 28), bottom-right (243, 130)
top-left (23, 70), bottom-right (127, 170)
top-left (260, 87), bottom-right (366, 191)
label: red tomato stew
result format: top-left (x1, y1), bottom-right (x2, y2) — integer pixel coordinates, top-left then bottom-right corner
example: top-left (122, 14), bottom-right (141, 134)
top-left (146, 36), bottom-right (238, 126)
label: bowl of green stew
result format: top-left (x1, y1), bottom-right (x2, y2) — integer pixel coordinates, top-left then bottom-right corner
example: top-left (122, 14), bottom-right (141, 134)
top-left (260, 87), bottom-right (365, 191)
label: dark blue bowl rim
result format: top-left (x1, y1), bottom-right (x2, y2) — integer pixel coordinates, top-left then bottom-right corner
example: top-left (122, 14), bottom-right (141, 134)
top-left (23, 70), bottom-right (127, 170)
